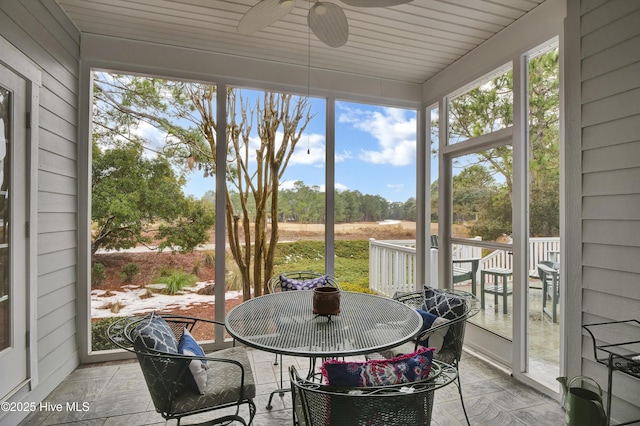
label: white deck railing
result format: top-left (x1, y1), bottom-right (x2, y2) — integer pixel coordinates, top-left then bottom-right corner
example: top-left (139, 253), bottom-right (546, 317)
top-left (368, 239), bottom-right (418, 296)
top-left (369, 237), bottom-right (560, 297)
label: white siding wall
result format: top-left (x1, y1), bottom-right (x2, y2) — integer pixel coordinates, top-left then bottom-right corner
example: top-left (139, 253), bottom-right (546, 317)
top-left (0, 0), bottom-right (79, 422)
top-left (579, 0), bottom-right (640, 422)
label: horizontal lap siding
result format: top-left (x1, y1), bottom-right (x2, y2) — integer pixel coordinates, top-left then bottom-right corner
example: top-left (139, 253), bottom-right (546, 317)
top-left (580, 0), bottom-right (640, 418)
top-left (583, 194), bottom-right (640, 220)
top-left (582, 220), bottom-right (640, 247)
top-left (0, 0), bottom-right (80, 401)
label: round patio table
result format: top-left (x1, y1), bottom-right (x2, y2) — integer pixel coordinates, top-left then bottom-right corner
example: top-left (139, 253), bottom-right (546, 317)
top-left (225, 290), bottom-right (423, 358)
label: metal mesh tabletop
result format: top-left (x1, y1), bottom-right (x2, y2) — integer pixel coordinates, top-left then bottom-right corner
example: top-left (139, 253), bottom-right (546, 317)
top-left (225, 291), bottom-right (423, 357)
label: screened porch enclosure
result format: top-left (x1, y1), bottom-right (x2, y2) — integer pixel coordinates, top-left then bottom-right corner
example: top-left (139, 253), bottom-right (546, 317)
top-left (6, 0), bottom-right (640, 424)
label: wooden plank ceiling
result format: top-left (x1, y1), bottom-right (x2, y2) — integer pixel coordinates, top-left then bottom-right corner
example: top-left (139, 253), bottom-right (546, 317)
top-left (56, 0), bottom-right (545, 84)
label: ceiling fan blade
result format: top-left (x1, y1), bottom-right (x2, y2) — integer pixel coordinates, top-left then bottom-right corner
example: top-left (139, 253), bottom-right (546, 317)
top-left (308, 2), bottom-right (349, 48)
top-left (237, 0), bottom-right (296, 35)
top-left (340, 0), bottom-right (413, 7)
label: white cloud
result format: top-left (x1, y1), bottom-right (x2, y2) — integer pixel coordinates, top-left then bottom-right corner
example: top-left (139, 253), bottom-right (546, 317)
top-left (279, 180), bottom-right (298, 191)
top-left (339, 104), bottom-right (416, 167)
top-left (243, 131), bottom-right (326, 167)
top-left (387, 183), bottom-right (405, 192)
top-left (289, 133), bottom-right (325, 165)
top-left (335, 182), bottom-right (349, 192)
top-left (128, 121), bottom-right (168, 159)
top-left (335, 150), bottom-right (353, 163)
top-left (337, 105), bottom-right (367, 124)
top-left (357, 108), bottom-right (416, 166)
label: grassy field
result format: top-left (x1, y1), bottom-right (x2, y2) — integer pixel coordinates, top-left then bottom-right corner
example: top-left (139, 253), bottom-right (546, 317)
top-left (272, 239), bottom-right (374, 293)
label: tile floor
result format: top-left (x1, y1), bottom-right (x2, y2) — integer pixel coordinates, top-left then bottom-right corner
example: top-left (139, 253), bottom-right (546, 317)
top-left (455, 281), bottom-right (562, 390)
top-left (18, 346), bottom-right (565, 426)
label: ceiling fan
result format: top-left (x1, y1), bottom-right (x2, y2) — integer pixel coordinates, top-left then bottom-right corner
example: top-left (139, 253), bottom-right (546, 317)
top-left (237, 0), bottom-right (414, 48)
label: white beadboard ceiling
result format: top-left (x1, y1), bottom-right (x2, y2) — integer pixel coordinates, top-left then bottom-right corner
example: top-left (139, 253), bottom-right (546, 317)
top-left (56, 0), bottom-right (546, 85)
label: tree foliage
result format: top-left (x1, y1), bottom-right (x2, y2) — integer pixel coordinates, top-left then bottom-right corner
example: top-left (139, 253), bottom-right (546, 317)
top-left (92, 73), bottom-right (314, 299)
top-left (441, 48), bottom-right (560, 239)
top-left (91, 142), bottom-right (214, 254)
top-left (208, 180), bottom-right (417, 226)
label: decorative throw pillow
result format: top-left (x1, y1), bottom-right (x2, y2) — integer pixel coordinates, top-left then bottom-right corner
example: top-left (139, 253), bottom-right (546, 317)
top-left (416, 309), bottom-right (450, 353)
top-left (280, 274), bottom-right (331, 291)
top-left (178, 328), bottom-right (208, 394)
top-left (321, 347), bottom-right (434, 387)
top-left (422, 287), bottom-right (466, 320)
top-left (131, 311), bottom-right (179, 354)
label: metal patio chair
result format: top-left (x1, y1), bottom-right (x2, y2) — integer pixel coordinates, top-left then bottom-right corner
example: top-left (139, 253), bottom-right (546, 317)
top-left (368, 287), bottom-right (479, 426)
top-left (290, 362), bottom-right (456, 426)
top-left (266, 271), bottom-right (340, 408)
top-left (107, 313), bottom-right (256, 425)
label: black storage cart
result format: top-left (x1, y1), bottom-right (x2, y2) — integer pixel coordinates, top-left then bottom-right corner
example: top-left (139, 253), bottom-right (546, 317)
top-left (583, 319), bottom-right (640, 426)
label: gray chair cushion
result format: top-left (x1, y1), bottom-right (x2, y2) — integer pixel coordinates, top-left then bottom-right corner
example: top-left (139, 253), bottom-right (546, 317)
top-left (171, 346), bottom-right (256, 414)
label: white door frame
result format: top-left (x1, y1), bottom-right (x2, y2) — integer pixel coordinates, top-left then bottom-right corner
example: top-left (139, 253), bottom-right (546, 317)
top-left (0, 35), bottom-right (40, 398)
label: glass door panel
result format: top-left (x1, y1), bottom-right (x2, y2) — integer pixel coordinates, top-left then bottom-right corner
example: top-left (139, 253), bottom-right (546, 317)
top-left (451, 148), bottom-right (513, 339)
top-left (335, 102), bottom-right (417, 294)
top-left (527, 46), bottom-right (560, 388)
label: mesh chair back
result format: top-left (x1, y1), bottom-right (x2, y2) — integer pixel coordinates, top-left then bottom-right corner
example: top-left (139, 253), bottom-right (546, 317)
top-left (393, 289), bottom-right (479, 365)
top-left (107, 314), bottom-right (257, 425)
top-left (133, 345), bottom-right (192, 413)
top-left (122, 318), bottom-right (191, 413)
top-left (390, 288), bottom-right (479, 426)
top-left (290, 367), bottom-right (435, 426)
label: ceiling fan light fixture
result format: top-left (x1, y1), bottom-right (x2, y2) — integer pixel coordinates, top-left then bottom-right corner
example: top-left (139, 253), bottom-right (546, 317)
top-left (315, 4), bottom-right (327, 15)
top-left (278, 0), bottom-right (294, 8)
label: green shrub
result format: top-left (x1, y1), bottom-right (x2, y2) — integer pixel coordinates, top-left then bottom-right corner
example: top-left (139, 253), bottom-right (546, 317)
top-left (273, 240), bottom-right (371, 290)
top-left (340, 281), bottom-right (377, 294)
top-left (275, 240), bottom-right (326, 263)
top-left (157, 265), bottom-right (172, 277)
top-left (91, 317), bottom-right (123, 351)
top-left (157, 270), bottom-right (197, 295)
top-left (121, 263), bottom-right (140, 282)
top-left (91, 262), bottom-right (106, 286)
top-left (334, 240), bottom-right (369, 259)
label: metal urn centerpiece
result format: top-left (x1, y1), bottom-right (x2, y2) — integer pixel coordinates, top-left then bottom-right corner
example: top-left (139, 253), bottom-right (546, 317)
top-left (312, 286), bottom-right (341, 317)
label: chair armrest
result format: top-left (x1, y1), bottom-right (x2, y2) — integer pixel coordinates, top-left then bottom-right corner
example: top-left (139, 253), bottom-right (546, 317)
top-left (106, 315), bottom-right (226, 352)
top-left (393, 289), bottom-right (480, 318)
top-left (392, 291), bottom-right (423, 309)
top-left (160, 314), bottom-right (225, 328)
top-left (453, 257), bottom-right (481, 273)
top-left (415, 315), bottom-right (460, 342)
top-left (107, 317), bottom-right (251, 392)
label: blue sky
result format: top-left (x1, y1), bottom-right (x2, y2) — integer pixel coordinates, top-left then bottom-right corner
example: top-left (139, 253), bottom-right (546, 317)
top-left (180, 91), bottom-right (420, 204)
top-left (130, 86), bottom-right (424, 203)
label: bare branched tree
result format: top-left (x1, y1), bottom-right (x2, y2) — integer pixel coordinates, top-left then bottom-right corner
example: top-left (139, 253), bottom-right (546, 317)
top-left (186, 87), bottom-right (315, 298)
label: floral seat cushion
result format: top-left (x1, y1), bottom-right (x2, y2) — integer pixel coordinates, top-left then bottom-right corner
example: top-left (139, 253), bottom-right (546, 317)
top-left (321, 347), bottom-right (434, 387)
